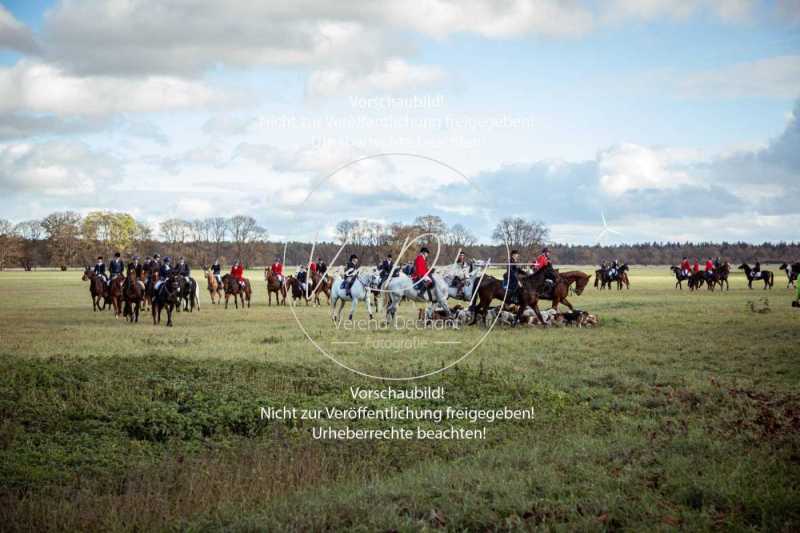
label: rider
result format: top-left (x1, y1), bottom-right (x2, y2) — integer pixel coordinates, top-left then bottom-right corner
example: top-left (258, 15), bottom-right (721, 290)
top-left (343, 254), bottom-right (360, 297)
top-left (680, 256), bottom-right (691, 278)
top-left (316, 257), bottom-right (327, 275)
top-left (753, 260), bottom-right (762, 278)
top-left (412, 247), bottom-right (434, 299)
top-left (176, 257), bottom-right (191, 280)
top-left (309, 260), bottom-right (318, 275)
top-left (231, 259), bottom-right (245, 287)
top-left (533, 247), bottom-right (557, 289)
top-left (503, 250), bottom-right (524, 299)
top-left (378, 252), bottom-right (394, 286)
top-left (270, 256), bottom-right (284, 285)
top-left (692, 258), bottom-right (700, 274)
top-left (211, 258), bottom-right (222, 284)
top-left (124, 255), bottom-right (142, 292)
top-left (714, 256), bottom-right (722, 270)
top-left (154, 257), bottom-right (172, 291)
top-left (609, 259), bottom-right (619, 280)
top-left (705, 257), bottom-right (715, 280)
top-left (296, 264), bottom-right (308, 294)
top-left (93, 256), bottom-right (107, 283)
top-left (108, 252), bottom-right (124, 285)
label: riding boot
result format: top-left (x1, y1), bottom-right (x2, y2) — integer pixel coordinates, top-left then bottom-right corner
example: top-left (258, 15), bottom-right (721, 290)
top-left (427, 287), bottom-right (434, 301)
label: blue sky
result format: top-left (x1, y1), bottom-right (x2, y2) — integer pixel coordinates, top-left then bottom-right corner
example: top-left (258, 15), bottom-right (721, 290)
top-left (0, 0), bottom-right (798, 244)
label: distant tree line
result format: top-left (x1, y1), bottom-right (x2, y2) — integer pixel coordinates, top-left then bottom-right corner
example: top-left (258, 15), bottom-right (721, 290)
top-left (0, 211), bottom-right (797, 271)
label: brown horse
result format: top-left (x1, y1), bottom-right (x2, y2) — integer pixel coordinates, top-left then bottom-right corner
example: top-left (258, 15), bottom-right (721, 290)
top-left (265, 268), bottom-right (286, 306)
top-left (310, 270), bottom-right (331, 306)
top-left (515, 266), bottom-right (553, 326)
top-left (205, 269), bottom-right (223, 304)
top-left (704, 263), bottom-right (730, 291)
top-left (122, 270), bottom-right (145, 323)
top-left (222, 274), bottom-right (251, 309)
top-left (286, 275), bottom-right (310, 305)
top-left (469, 275), bottom-right (508, 326)
top-left (145, 271), bottom-right (159, 311)
top-left (108, 275), bottom-right (125, 317)
top-left (82, 268), bottom-right (109, 311)
top-left (544, 271), bottom-right (591, 311)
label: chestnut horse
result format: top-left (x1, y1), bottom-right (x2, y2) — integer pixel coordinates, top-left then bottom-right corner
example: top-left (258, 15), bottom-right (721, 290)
top-left (543, 270), bottom-right (591, 311)
top-left (108, 275), bottom-right (125, 318)
top-left (82, 268), bottom-right (108, 311)
top-left (265, 268), bottom-right (286, 306)
top-left (205, 269), bottom-right (223, 304)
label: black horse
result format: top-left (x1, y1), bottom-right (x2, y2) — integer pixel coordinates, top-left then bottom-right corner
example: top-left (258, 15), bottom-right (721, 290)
top-left (738, 263), bottom-right (774, 290)
top-left (779, 262), bottom-right (800, 288)
top-left (670, 266), bottom-right (692, 290)
top-left (152, 272), bottom-right (181, 326)
top-left (175, 275), bottom-right (199, 312)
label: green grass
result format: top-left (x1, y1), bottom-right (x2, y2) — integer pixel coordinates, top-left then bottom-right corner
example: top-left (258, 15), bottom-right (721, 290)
top-left (1, 267), bottom-right (799, 531)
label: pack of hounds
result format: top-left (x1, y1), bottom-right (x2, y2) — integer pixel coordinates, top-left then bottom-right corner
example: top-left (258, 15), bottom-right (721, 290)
top-left (420, 304), bottom-right (599, 329)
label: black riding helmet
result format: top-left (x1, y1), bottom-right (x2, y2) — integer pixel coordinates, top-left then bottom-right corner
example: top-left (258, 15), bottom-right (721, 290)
top-left (349, 254), bottom-right (358, 261)
top-left (420, 247), bottom-right (430, 254)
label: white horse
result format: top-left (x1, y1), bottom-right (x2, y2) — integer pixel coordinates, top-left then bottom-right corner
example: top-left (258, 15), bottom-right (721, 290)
top-left (443, 270), bottom-right (481, 303)
top-left (383, 271), bottom-right (451, 321)
top-left (330, 270), bottom-right (376, 322)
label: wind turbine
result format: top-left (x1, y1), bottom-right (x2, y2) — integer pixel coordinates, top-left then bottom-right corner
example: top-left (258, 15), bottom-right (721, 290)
top-left (595, 211), bottom-right (622, 244)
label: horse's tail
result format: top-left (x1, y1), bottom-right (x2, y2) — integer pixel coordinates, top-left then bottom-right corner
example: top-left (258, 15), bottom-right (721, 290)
top-left (768, 272), bottom-right (774, 287)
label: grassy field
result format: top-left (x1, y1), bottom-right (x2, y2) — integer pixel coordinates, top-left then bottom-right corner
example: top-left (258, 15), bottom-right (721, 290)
top-left (1, 266), bottom-right (799, 531)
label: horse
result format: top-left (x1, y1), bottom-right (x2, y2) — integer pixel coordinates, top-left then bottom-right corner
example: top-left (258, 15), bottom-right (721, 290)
top-left (222, 273), bottom-right (252, 309)
top-left (779, 262), bottom-right (800, 288)
top-left (176, 275), bottom-right (199, 312)
top-left (265, 268), bottom-right (286, 306)
top-left (82, 268), bottom-right (108, 311)
top-left (704, 263), bottom-right (731, 292)
top-left (514, 265), bottom-right (553, 326)
top-left (144, 271), bottom-right (159, 311)
top-left (309, 270), bottom-right (331, 306)
top-left (383, 271), bottom-right (451, 322)
top-left (470, 275), bottom-right (508, 326)
top-left (122, 270), bottom-right (145, 323)
top-left (286, 275), bottom-right (310, 305)
top-left (688, 271), bottom-right (705, 291)
top-left (543, 271), bottom-right (591, 311)
top-left (670, 266), bottom-right (691, 290)
top-left (330, 271), bottom-right (376, 322)
top-left (595, 265), bottom-right (628, 290)
top-left (205, 269), bottom-right (223, 304)
top-left (738, 263), bottom-right (774, 290)
top-left (443, 270), bottom-right (481, 303)
top-left (108, 275), bottom-right (125, 318)
top-left (152, 272), bottom-right (181, 327)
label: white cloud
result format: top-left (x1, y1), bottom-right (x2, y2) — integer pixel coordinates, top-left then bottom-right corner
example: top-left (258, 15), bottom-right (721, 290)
top-left (0, 61), bottom-right (222, 116)
top-left (0, 141), bottom-right (121, 195)
top-left (602, 0), bottom-right (756, 23)
top-left (597, 143), bottom-right (703, 195)
top-left (0, 4), bottom-right (37, 54)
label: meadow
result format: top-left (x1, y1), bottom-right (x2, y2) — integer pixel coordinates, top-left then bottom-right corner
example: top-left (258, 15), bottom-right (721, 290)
top-left (1, 266), bottom-right (799, 531)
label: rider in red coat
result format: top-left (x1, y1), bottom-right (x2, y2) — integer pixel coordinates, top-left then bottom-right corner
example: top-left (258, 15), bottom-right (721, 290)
top-left (692, 259), bottom-right (700, 274)
top-left (231, 261), bottom-right (244, 281)
top-left (270, 257), bottom-right (284, 284)
top-left (680, 257), bottom-right (691, 277)
top-left (412, 247), bottom-right (433, 298)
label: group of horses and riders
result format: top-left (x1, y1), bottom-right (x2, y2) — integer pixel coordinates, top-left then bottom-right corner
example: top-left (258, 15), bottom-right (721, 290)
top-left (205, 257), bottom-right (254, 309)
top-left (594, 260), bottom-right (630, 290)
top-left (671, 256), bottom-right (731, 291)
top-left (82, 252), bottom-right (201, 326)
top-left (263, 256), bottom-right (330, 307)
top-left (327, 246), bottom-right (591, 327)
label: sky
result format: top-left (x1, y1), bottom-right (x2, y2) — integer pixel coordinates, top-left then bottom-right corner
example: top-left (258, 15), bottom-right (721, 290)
top-left (0, 0), bottom-right (798, 244)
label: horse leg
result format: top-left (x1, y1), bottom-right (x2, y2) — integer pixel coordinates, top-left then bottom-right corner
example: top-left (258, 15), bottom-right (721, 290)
top-left (166, 304), bottom-right (173, 327)
top-left (225, 293), bottom-right (229, 309)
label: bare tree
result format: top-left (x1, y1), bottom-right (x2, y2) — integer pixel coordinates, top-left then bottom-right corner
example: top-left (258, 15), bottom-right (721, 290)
top-left (491, 217), bottom-right (549, 251)
top-left (13, 220), bottom-right (44, 270)
top-left (413, 215), bottom-right (447, 239)
top-left (228, 215), bottom-right (267, 266)
top-left (446, 223), bottom-right (477, 247)
top-left (208, 217), bottom-right (228, 259)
